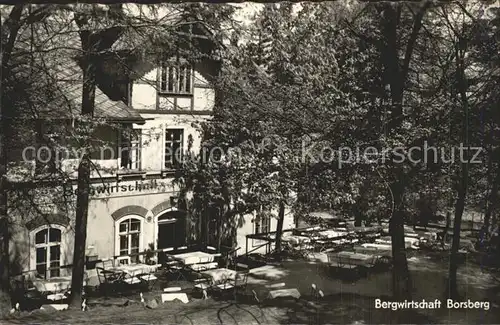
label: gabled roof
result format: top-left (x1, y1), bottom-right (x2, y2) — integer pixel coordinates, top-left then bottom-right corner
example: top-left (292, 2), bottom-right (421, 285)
top-left (10, 16), bottom-right (144, 123)
top-left (44, 81), bottom-right (144, 122)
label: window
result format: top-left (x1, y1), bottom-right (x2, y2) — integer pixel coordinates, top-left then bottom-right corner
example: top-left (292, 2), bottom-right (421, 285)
top-left (34, 227), bottom-right (61, 279)
top-left (164, 129), bottom-right (184, 169)
top-left (120, 129), bottom-right (141, 170)
top-left (159, 64), bottom-right (193, 94)
top-left (118, 218), bottom-right (141, 264)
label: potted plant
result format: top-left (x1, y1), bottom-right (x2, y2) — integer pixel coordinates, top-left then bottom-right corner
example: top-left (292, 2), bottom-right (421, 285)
top-left (144, 243), bottom-right (157, 265)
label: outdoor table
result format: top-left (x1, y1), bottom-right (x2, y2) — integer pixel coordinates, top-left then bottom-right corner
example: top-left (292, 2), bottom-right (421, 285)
top-left (422, 232), bottom-right (437, 241)
top-left (353, 227), bottom-right (380, 234)
top-left (108, 263), bottom-right (159, 277)
top-left (336, 251), bottom-right (377, 266)
top-left (362, 243), bottom-right (392, 250)
top-left (405, 237), bottom-right (420, 245)
top-left (317, 230), bottom-right (348, 238)
top-left (283, 235), bottom-right (311, 245)
top-left (189, 261), bottom-right (219, 272)
top-left (169, 251), bottom-right (216, 266)
top-left (33, 276), bottom-right (72, 293)
top-left (375, 237), bottom-right (419, 246)
top-left (353, 246), bottom-right (391, 256)
top-left (201, 268), bottom-right (237, 284)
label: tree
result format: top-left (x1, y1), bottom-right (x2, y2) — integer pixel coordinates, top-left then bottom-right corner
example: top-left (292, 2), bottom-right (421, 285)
top-left (438, 1), bottom-right (498, 299)
top-left (0, 4), bottom-right (25, 306)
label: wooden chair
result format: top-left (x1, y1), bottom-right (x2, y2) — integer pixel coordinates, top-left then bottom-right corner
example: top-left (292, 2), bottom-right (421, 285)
top-left (116, 256), bottom-right (131, 266)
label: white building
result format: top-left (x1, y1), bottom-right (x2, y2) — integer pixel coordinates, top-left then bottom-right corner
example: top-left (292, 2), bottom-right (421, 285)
top-left (7, 17), bottom-right (294, 279)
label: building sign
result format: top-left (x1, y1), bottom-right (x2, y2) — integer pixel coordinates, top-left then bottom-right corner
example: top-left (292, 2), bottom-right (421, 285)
top-left (67, 179), bottom-right (178, 198)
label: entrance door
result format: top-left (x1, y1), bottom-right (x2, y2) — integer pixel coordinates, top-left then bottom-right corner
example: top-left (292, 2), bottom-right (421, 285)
top-left (158, 221), bottom-right (177, 250)
top-left (157, 211), bottom-right (187, 264)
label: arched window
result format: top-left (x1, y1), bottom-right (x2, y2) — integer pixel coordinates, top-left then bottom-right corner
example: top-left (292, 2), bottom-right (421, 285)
top-left (34, 227), bottom-right (61, 279)
top-left (118, 217), bottom-right (141, 263)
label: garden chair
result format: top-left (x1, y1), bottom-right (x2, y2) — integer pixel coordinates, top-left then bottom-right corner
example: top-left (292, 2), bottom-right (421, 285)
top-left (193, 275), bottom-right (212, 299)
top-left (164, 258), bottom-right (187, 281)
top-left (96, 267), bottom-right (124, 297)
top-left (116, 256), bottom-right (131, 266)
top-left (136, 272), bottom-right (158, 291)
top-left (98, 259), bottom-right (114, 269)
top-left (232, 263), bottom-right (250, 298)
top-left (336, 255), bottom-right (360, 281)
top-left (359, 255), bottom-right (379, 278)
top-left (209, 278), bottom-right (235, 300)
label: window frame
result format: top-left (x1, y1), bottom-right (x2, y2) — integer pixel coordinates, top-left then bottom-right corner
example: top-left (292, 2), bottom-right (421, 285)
top-left (164, 128), bottom-right (184, 169)
top-left (31, 225), bottom-right (65, 279)
top-left (115, 216), bottom-right (144, 263)
top-left (158, 63), bottom-right (194, 95)
top-left (119, 128), bottom-right (142, 170)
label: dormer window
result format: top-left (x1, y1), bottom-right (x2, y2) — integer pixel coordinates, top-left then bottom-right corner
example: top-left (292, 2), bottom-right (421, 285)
top-left (159, 63), bottom-right (193, 95)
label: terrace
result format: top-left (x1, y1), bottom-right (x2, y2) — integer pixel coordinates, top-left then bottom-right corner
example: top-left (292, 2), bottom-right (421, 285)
top-left (6, 214), bottom-right (499, 324)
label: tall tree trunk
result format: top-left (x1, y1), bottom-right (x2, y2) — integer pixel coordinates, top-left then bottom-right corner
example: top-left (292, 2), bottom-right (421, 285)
top-left (200, 198), bottom-right (209, 246)
top-left (0, 4), bottom-right (25, 304)
top-left (377, 1), bottom-right (430, 303)
top-left (68, 30), bottom-right (97, 309)
top-left (275, 201), bottom-right (285, 257)
top-left (447, 37), bottom-right (469, 300)
top-left (354, 204), bottom-right (363, 227)
top-left (448, 176), bottom-right (466, 299)
top-left (484, 160), bottom-right (500, 238)
top-left (0, 95), bottom-right (10, 300)
top-left (442, 211), bottom-right (451, 246)
top-left (389, 180), bottom-right (411, 301)
top-left (68, 155), bottom-right (91, 308)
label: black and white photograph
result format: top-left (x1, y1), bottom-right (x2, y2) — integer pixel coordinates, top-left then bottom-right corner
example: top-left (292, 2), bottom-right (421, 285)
top-left (0, 0), bottom-right (499, 323)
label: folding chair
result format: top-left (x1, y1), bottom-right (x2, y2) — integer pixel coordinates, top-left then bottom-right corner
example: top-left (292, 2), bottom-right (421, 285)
top-left (96, 267), bottom-right (123, 297)
top-left (98, 259), bottom-right (115, 269)
top-left (193, 275), bottom-right (212, 299)
top-left (116, 256), bottom-right (131, 266)
top-left (210, 278), bottom-right (235, 299)
top-left (232, 265), bottom-right (250, 300)
top-left (336, 256), bottom-right (359, 281)
top-left (136, 272), bottom-right (158, 291)
top-left (165, 259), bottom-right (187, 281)
top-left (122, 273), bottom-right (142, 285)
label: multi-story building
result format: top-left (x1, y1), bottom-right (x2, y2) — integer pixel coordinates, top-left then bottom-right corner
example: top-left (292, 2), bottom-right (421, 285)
top-left (6, 18), bottom-right (294, 279)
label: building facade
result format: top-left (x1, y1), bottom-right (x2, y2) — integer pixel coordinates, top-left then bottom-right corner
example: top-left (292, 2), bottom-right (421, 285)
top-left (7, 28), bottom-right (295, 279)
